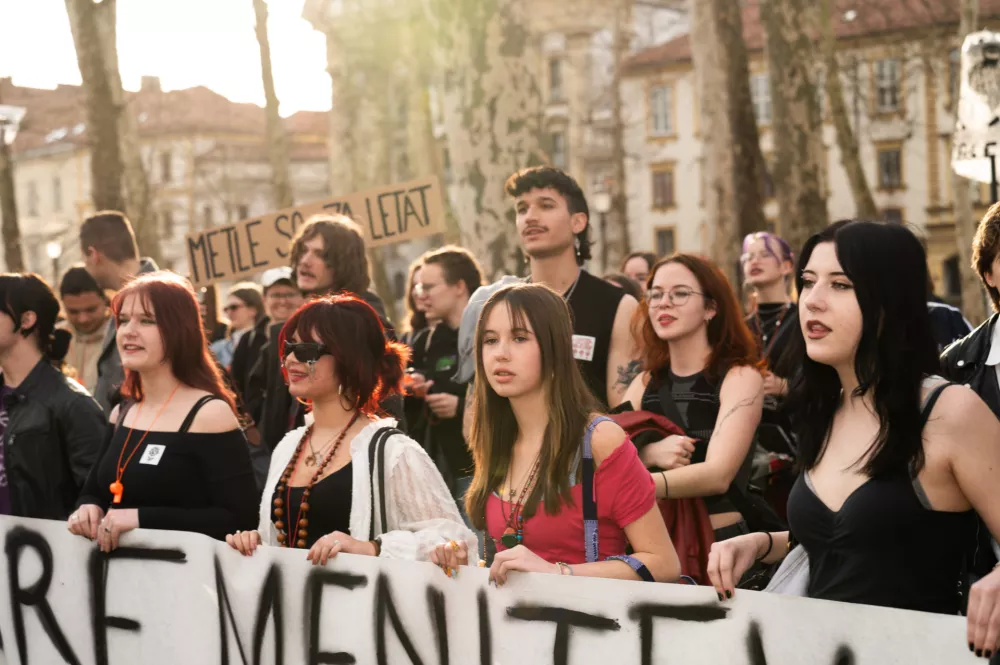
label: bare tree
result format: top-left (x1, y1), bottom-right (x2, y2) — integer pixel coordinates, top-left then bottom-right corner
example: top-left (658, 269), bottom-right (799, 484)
top-left (952, 0), bottom-right (986, 323)
top-left (253, 0), bottom-right (294, 209)
top-left (0, 100), bottom-right (23, 272)
top-left (762, 0), bottom-right (829, 252)
top-left (609, 0), bottom-right (633, 267)
top-left (91, 0), bottom-right (162, 264)
top-left (65, 0), bottom-right (124, 213)
top-left (818, 0), bottom-right (878, 219)
top-left (428, 0), bottom-right (546, 279)
top-left (691, 0), bottom-right (767, 286)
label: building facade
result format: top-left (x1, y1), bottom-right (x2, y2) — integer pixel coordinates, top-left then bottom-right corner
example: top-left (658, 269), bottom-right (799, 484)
top-left (622, 1), bottom-right (1000, 303)
top-left (1, 77), bottom-right (329, 281)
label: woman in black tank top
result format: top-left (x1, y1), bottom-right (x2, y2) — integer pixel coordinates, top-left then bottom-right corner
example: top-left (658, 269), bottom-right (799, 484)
top-left (706, 221), bottom-right (1000, 659)
top-left (622, 254), bottom-right (764, 540)
top-left (70, 273), bottom-right (259, 551)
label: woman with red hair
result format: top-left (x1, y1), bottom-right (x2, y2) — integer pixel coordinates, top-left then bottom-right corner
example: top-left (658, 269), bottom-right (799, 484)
top-left (622, 254), bottom-right (765, 543)
top-left (226, 294), bottom-right (474, 564)
top-left (68, 272), bottom-right (258, 551)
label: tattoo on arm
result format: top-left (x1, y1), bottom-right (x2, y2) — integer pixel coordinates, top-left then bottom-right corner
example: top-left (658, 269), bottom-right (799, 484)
top-left (712, 392), bottom-right (762, 438)
top-left (614, 360), bottom-right (643, 396)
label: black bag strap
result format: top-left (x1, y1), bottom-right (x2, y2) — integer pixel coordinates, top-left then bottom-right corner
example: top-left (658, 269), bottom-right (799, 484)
top-left (919, 381), bottom-right (951, 429)
top-left (179, 395), bottom-right (221, 434)
top-left (368, 426), bottom-right (400, 540)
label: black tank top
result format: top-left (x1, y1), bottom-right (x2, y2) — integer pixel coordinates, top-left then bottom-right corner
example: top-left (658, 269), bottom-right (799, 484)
top-left (566, 270), bottom-right (624, 409)
top-left (786, 382), bottom-right (976, 614)
top-left (640, 367), bottom-right (754, 514)
top-left (276, 461), bottom-right (353, 549)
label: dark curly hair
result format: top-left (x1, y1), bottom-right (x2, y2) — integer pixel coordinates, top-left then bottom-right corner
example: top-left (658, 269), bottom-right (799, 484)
top-left (972, 201), bottom-right (1000, 311)
top-left (289, 215), bottom-right (370, 295)
top-left (504, 166), bottom-right (592, 266)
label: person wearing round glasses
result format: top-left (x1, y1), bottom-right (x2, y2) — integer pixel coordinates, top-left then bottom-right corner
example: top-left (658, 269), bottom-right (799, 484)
top-left (226, 295), bottom-right (475, 564)
top-left (621, 254), bottom-right (765, 542)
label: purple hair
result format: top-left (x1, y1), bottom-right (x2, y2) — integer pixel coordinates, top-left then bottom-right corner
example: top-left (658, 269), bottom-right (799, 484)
top-left (741, 232), bottom-right (794, 265)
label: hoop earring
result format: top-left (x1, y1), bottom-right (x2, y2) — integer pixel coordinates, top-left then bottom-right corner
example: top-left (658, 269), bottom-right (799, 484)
top-left (338, 384), bottom-right (343, 396)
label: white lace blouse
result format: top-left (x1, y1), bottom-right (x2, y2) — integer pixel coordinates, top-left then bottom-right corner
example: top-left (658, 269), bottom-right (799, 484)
top-left (257, 418), bottom-right (477, 560)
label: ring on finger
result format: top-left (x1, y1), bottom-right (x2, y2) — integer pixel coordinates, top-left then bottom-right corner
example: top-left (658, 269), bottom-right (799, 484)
top-left (449, 540), bottom-right (460, 552)
top-left (103, 525), bottom-right (112, 533)
top-left (332, 539), bottom-right (341, 547)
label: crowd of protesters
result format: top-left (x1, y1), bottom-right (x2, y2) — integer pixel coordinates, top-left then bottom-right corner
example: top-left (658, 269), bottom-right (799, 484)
top-left (0, 165), bottom-right (999, 656)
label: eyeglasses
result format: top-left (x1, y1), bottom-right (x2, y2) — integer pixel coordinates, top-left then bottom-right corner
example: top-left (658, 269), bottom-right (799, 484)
top-left (741, 251), bottom-right (777, 264)
top-left (281, 341), bottom-right (331, 363)
top-left (223, 303), bottom-right (245, 313)
top-left (415, 282), bottom-right (439, 296)
top-left (644, 287), bottom-right (704, 308)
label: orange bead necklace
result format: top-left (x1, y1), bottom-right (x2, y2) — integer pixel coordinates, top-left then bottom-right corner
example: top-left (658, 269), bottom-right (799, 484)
top-left (109, 383), bottom-right (181, 504)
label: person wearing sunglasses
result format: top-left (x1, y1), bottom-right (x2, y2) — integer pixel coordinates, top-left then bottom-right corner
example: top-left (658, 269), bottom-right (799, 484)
top-left (209, 284), bottom-right (265, 373)
top-left (226, 295), bottom-right (475, 565)
top-left (620, 254), bottom-right (766, 542)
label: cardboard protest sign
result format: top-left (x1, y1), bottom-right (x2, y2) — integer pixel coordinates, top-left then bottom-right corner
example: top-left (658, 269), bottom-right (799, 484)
top-left (952, 32), bottom-right (1000, 183)
top-left (185, 175), bottom-right (445, 288)
top-left (0, 516), bottom-right (979, 665)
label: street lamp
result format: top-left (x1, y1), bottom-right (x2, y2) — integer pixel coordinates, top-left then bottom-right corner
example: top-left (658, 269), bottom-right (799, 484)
top-left (46, 241), bottom-right (62, 284)
top-left (592, 190), bottom-right (612, 271)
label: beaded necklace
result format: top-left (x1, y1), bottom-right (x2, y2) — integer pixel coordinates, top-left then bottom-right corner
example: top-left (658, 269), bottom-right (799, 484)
top-left (272, 411), bottom-right (361, 547)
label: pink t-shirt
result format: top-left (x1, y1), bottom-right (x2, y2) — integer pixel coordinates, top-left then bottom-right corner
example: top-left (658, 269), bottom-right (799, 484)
top-left (485, 439), bottom-right (655, 564)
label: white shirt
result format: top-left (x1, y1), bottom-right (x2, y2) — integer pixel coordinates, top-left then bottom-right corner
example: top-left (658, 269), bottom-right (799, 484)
top-left (984, 319), bottom-right (1000, 388)
top-left (258, 418), bottom-right (477, 560)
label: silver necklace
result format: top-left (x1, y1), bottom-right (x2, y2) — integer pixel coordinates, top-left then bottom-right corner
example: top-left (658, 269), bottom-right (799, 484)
top-left (527, 268), bottom-right (582, 301)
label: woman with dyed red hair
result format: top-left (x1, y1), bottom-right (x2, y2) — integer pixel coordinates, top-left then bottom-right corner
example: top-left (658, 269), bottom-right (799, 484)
top-left (622, 254), bottom-right (765, 542)
top-left (68, 272), bottom-right (259, 551)
top-left (226, 294), bottom-right (475, 564)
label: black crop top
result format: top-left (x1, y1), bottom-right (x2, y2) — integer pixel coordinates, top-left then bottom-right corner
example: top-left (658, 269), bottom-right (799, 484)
top-left (787, 383), bottom-right (977, 614)
top-left (640, 367), bottom-right (754, 515)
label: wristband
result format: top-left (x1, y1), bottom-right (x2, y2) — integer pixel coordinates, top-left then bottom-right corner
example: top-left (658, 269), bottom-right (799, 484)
top-left (758, 532), bottom-right (774, 562)
top-left (555, 562), bottom-right (574, 576)
top-left (372, 536), bottom-right (382, 557)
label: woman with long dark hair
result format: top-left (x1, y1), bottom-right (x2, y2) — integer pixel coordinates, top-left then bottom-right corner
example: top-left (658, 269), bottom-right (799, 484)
top-left (622, 254), bottom-right (765, 541)
top-left (431, 284), bottom-right (679, 583)
top-left (707, 220), bottom-right (1000, 657)
top-left (69, 272), bottom-right (258, 551)
top-left (226, 295), bottom-right (474, 563)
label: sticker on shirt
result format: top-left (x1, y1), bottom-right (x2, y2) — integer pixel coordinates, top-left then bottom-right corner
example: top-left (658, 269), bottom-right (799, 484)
top-left (435, 355), bottom-right (456, 373)
top-left (572, 335), bottom-right (596, 362)
top-left (139, 444), bottom-right (166, 466)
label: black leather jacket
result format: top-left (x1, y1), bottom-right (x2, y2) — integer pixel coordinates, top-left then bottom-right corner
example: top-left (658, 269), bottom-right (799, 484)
top-left (940, 313), bottom-right (1000, 420)
top-left (1, 360), bottom-right (106, 519)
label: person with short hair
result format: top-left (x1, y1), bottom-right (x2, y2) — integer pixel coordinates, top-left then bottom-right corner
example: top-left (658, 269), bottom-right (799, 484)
top-left (80, 210), bottom-right (159, 414)
top-left (406, 247), bottom-right (483, 513)
top-left (260, 266), bottom-right (303, 325)
top-left (226, 295), bottom-right (475, 563)
top-left (69, 272), bottom-right (258, 550)
top-left (0, 273), bottom-right (105, 519)
top-left (941, 201), bottom-right (1000, 580)
top-left (621, 251), bottom-right (658, 285)
top-left (456, 167), bottom-right (640, 434)
top-left (59, 265), bottom-right (110, 394)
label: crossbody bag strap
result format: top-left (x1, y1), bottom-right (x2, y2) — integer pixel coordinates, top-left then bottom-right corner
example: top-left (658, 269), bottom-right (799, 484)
top-left (581, 415), bottom-right (655, 582)
top-left (368, 427), bottom-right (399, 540)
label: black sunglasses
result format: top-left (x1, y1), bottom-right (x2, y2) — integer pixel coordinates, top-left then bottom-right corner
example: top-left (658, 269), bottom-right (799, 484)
top-left (281, 341), bottom-right (331, 363)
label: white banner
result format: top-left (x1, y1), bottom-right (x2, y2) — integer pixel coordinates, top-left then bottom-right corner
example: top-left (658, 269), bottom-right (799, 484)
top-left (0, 516), bottom-right (979, 665)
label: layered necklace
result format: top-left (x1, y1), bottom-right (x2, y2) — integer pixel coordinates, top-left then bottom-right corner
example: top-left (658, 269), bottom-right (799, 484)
top-left (754, 302), bottom-right (793, 355)
top-left (498, 453), bottom-right (542, 549)
top-left (273, 412), bottom-right (361, 547)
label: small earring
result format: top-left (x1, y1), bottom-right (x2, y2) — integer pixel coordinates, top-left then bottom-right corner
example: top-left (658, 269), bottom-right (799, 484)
top-left (338, 384), bottom-right (343, 395)
top-left (574, 236), bottom-right (581, 258)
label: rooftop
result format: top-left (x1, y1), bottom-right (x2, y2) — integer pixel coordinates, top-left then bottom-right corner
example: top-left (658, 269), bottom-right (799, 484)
top-left (623, 0), bottom-right (1000, 75)
top-left (0, 77), bottom-right (328, 155)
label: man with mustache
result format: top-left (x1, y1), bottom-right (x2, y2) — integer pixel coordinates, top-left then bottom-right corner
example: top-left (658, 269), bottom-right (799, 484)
top-left (456, 167), bottom-right (641, 438)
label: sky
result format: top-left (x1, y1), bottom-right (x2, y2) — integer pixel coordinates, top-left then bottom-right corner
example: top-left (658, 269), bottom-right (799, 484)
top-left (0, 0), bottom-right (332, 116)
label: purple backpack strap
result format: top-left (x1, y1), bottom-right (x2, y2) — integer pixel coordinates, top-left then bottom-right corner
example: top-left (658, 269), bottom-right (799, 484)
top-left (582, 416), bottom-right (655, 582)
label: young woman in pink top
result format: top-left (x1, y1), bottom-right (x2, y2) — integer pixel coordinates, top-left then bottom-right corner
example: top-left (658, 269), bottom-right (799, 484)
top-left (431, 283), bottom-right (680, 584)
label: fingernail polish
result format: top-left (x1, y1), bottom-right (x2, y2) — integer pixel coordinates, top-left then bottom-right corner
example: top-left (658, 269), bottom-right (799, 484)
top-left (725, 590), bottom-right (732, 599)
top-left (976, 649), bottom-right (982, 657)
top-left (971, 643), bottom-right (976, 652)
top-left (984, 649), bottom-right (992, 658)
top-left (717, 592), bottom-right (724, 601)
